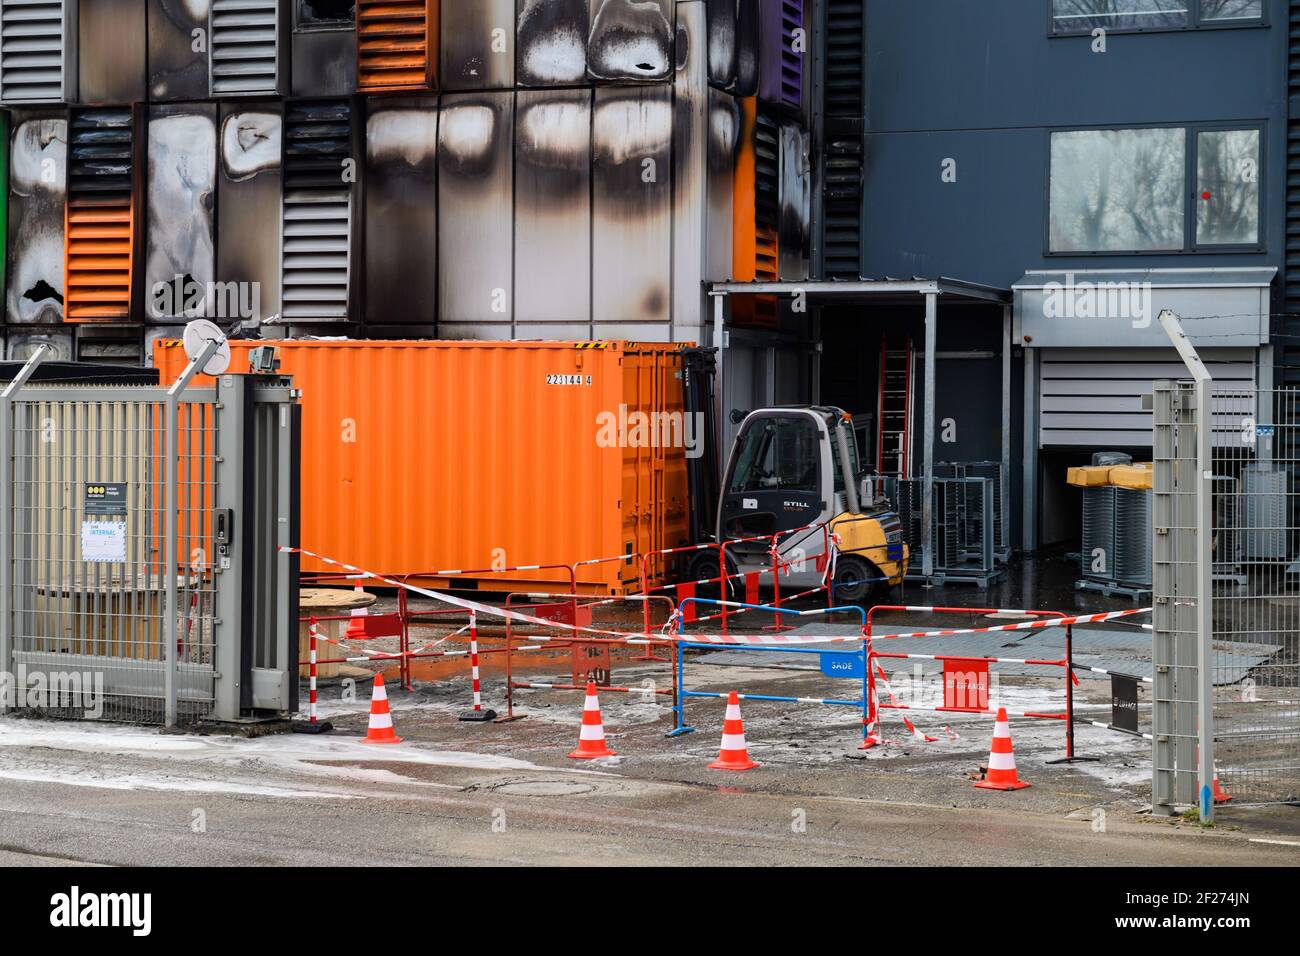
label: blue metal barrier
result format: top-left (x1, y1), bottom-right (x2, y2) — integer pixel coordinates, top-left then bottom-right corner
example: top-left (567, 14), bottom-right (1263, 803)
top-left (667, 599), bottom-right (870, 740)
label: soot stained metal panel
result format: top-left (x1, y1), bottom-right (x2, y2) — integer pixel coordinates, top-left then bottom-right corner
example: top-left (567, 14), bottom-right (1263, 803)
top-left (292, 0), bottom-right (357, 97)
top-left (704, 0), bottom-right (735, 90)
top-left (74, 323), bottom-right (144, 365)
top-left (778, 120), bottom-right (808, 281)
top-left (592, 84), bottom-right (671, 339)
top-left (587, 0), bottom-right (672, 84)
top-left (514, 87), bottom-right (591, 336)
top-left (674, 2), bottom-right (735, 340)
top-left (76, 0), bottom-right (144, 105)
top-left (78, 0), bottom-right (146, 104)
top-left (516, 0), bottom-right (587, 87)
top-left (6, 114), bottom-right (66, 325)
top-left (441, 0), bottom-right (515, 90)
top-left (437, 90), bottom-right (513, 337)
top-left (364, 96), bottom-right (437, 327)
top-left (148, 0), bottom-right (212, 100)
top-left (217, 102), bottom-right (282, 323)
top-left (6, 327), bottom-right (71, 359)
top-left (734, 0), bottom-right (758, 97)
top-left (146, 104), bottom-right (217, 323)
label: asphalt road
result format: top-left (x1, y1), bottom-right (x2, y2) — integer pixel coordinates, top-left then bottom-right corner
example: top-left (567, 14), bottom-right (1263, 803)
top-left (0, 715), bottom-right (1296, 867)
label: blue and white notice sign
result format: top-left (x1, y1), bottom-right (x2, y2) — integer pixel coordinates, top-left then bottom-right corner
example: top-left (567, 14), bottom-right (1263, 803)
top-left (81, 520), bottom-right (127, 563)
top-left (819, 653), bottom-right (865, 680)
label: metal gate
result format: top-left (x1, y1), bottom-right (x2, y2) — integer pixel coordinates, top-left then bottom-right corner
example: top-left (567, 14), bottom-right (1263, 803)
top-left (1153, 379), bottom-right (1300, 814)
top-left (0, 350), bottom-right (300, 727)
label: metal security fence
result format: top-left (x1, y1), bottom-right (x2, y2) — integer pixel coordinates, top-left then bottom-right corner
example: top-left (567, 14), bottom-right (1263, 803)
top-left (1153, 377), bottom-right (1300, 814)
top-left (6, 392), bottom-right (218, 722)
top-left (0, 346), bottom-right (301, 727)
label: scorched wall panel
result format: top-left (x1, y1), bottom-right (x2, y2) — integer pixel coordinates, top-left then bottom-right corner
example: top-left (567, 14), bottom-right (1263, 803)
top-left (592, 84), bottom-right (671, 339)
top-left (437, 90), bottom-right (513, 338)
top-left (513, 87), bottom-right (591, 337)
top-left (145, 103), bottom-right (216, 323)
top-left (292, 0), bottom-right (357, 97)
top-left (364, 95), bottom-right (437, 326)
top-left (78, 0), bottom-right (146, 104)
top-left (441, 0), bottom-right (515, 90)
top-left (516, 0), bottom-right (588, 87)
top-left (6, 112), bottom-right (65, 324)
top-left (587, 0), bottom-right (673, 83)
top-left (148, 0), bottom-right (211, 100)
top-left (216, 102), bottom-right (282, 324)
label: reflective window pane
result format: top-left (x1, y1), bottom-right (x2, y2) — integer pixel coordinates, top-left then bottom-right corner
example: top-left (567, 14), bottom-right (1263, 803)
top-left (1049, 128), bottom-right (1186, 253)
top-left (1196, 129), bottom-right (1260, 246)
top-left (1051, 0), bottom-right (1189, 34)
top-left (1199, 0), bottom-right (1263, 22)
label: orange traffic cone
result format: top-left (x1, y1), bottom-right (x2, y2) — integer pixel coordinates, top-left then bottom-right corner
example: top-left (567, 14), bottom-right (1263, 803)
top-left (974, 707), bottom-right (1029, 790)
top-left (568, 681), bottom-right (616, 759)
top-left (1213, 774), bottom-right (1233, 804)
top-left (345, 582), bottom-right (369, 640)
top-left (362, 673), bottom-right (402, 744)
top-left (708, 691), bottom-right (759, 771)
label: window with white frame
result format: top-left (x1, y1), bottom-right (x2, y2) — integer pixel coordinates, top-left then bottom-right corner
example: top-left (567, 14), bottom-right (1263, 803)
top-left (1050, 0), bottom-right (1262, 34)
top-left (1048, 125), bottom-right (1261, 253)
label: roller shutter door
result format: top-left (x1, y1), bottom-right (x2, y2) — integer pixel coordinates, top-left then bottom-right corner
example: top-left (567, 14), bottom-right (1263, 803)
top-left (1038, 348), bottom-right (1257, 448)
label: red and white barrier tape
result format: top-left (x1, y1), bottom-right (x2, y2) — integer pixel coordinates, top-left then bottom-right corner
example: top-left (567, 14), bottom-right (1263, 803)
top-left (873, 607), bottom-right (1151, 640)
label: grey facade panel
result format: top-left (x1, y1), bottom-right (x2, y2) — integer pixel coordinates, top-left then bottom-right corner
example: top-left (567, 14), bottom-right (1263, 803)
top-left (438, 90), bottom-right (514, 333)
top-left (442, 0), bottom-right (517, 90)
top-left (514, 87), bottom-right (591, 330)
top-left (78, 0), bottom-right (147, 104)
top-left (291, 18), bottom-right (357, 97)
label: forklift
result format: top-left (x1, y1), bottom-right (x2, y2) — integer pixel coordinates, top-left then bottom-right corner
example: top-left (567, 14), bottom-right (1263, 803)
top-left (681, 351), bottom-right (908, 604)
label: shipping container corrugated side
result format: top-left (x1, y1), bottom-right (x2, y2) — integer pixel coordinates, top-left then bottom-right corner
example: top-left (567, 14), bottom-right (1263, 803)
top-left (156, 339), bottom-right (692, 594)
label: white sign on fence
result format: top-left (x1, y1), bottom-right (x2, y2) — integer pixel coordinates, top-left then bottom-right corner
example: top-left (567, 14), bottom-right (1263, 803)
top-left (81, 521), bottom-right (127, 563)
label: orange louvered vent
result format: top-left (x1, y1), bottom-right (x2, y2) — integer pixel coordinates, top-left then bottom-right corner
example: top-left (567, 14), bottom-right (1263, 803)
top-left (357, 0), bottom-right (438, 91)
top-left (65, 108), bottom-right (135, 322)
top-left (732, 98), bottom-right (779, 327)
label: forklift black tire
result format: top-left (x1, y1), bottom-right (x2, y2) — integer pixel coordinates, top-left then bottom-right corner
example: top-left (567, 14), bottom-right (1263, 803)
top-left (831, 555), bottom-right (883, 606)
top-left (685, 551), bottom-right (739, 598)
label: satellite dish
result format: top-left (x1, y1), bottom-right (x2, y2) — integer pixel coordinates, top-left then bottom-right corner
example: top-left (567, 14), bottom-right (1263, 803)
top-left (182, 319), bottom-right (231, 376)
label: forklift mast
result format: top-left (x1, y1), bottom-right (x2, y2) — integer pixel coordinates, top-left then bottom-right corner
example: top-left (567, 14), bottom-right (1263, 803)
top-left (681, 348), bottom-right (720, 547)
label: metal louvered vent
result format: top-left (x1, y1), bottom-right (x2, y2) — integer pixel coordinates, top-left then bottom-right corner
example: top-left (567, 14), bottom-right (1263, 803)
top-left (1113, 487), bottom-right (1152, 587)
top-left (211, 0), bottom-right (281, 95)
top-left (281, 100), bottom-right (353, 322)
top-left (823, 0), bottom-right (863, 117)
top-left (65, 108), bottom-right (135, 322)
top-left (357, 0), bottom-right (433, 91)
top-left (1080, 486), bottom-right (1116, 583)
top-left (1285, 3), bottom-right (1300, 387)
top-left (821, 138), bottom-right (862, 279)
top-left (754, 105), bottom-right (780, 282)
top-left (0, 0), bottom-right (67, 102)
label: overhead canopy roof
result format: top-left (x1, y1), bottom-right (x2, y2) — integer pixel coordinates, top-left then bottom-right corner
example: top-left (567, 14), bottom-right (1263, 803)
top-left (710, 277), bottom-right (1011, 305)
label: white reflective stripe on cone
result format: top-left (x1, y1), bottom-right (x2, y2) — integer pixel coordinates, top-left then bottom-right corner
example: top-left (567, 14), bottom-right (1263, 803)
top-left (373, 686), bottom-right (388, 702)
top-left (988, 751), bottom-right (1017, 771)
top-left (370, 712), bottom-right (393, 730)
top-left (579, 724), bottom-right (605, 741)
top-left (720, 734), bottom-right (747, 750)
top-left (724, 705), bottom-right (742, 720)
top-left (993, 723), bottom-right (1010, 737)
top-left (584, 696), bottom-right (599, 710)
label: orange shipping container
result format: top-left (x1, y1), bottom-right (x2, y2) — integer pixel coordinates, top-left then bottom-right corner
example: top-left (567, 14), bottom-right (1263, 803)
top-left (155, 340), bottom-right (693, 595)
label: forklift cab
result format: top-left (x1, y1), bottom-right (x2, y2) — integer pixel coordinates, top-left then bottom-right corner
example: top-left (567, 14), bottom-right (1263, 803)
top-left (717, 406), bottom-right (907, 601)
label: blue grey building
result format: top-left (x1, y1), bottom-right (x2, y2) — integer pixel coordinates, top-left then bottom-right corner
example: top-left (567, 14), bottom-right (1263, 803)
top-left (794, 0), bottom-right (1291, 554)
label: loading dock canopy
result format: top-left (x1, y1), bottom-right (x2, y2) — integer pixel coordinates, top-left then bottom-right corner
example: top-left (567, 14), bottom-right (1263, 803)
top-left (1012, 267), bottom-right (1276, 349)
top-left (708, 277), bottom-right (1012, 582)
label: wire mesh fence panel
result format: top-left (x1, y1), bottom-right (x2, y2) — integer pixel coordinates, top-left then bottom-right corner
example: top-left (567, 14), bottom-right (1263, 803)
top-left (1206, 387), bottom-right (1300, 805)
top-left (4, 387), bottom-right (218, 723)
